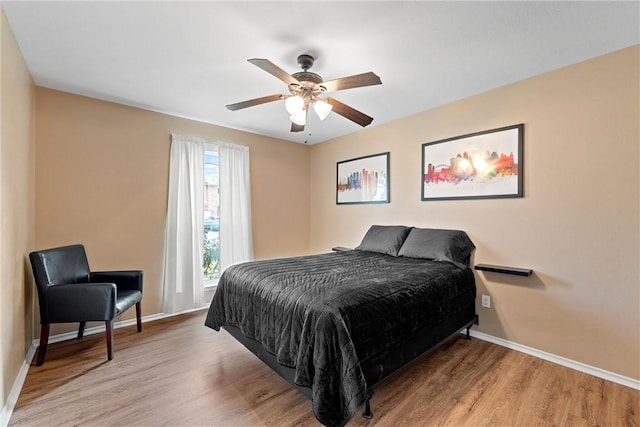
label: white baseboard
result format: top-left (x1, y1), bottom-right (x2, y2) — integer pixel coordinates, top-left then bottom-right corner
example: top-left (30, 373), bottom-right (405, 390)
top-left (1, 306), bottom-right (209, 427)
top-left (38, 305), bottom-right (209, 345)
top-left (1, 343), bottom-right (36, 427)
top-left (465, 329), bottom-right (640, 390)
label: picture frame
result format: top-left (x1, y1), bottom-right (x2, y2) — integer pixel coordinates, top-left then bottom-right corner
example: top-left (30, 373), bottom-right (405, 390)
top-left (421, 124), bottom-right (524, 201)
top-left (337, 152), bottom-right (390, 205)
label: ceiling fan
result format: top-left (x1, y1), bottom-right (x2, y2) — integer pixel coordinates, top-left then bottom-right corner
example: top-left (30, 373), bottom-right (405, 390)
top-left (225, 54), bottom-right (382, 133)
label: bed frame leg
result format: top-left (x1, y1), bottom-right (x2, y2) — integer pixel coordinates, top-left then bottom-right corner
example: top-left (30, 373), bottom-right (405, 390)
top-left (465, 315), bottom-right (479, 340)
top-left (362, 398), bottom-right (373, 420)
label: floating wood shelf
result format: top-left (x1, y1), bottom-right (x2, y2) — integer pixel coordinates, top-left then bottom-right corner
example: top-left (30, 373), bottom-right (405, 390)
top-left (474, 264), bottom-right (533, 277)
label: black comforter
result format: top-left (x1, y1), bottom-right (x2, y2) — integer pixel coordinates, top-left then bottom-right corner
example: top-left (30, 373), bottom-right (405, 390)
top-left (205, 250), bottom-right (475, 426)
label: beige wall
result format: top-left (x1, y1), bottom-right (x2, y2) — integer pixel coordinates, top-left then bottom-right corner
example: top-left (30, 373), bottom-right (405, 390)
top-left (0, 8), bottom-right (36, 417)
top-left (310, 46), bottom-right (640, 380)
top-left (35, 88), bottom-right (310, 334)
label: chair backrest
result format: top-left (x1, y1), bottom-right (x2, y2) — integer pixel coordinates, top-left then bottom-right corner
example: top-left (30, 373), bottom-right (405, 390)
top-left (30, 244), bottom-right (92, 323)
top-left (29, 244), bottom-right (91, 292)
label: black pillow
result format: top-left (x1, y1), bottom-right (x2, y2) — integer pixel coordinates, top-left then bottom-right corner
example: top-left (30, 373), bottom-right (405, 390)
top-left (355, 225), bottom-right (412, 257)
top-left (398, 228), bottom-right (475, 265)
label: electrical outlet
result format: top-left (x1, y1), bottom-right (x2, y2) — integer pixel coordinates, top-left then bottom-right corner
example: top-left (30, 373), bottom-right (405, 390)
top-left (481, 294), bottom-right (491, 308)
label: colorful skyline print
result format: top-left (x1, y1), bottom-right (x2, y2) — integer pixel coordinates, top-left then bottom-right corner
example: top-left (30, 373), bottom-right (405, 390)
top-left (424, 150), bottom-right (517, 185)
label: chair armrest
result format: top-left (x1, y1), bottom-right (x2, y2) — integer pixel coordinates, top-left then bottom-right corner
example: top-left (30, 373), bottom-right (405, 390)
top-left (47, 283), bottom-right (117, 322)
top-left (90, 270), bottom-right (143, 292)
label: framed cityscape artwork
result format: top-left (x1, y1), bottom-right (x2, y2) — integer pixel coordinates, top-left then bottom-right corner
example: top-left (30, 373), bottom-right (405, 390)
top-left (421, 124), bottom-right (524, 201)
top-left (337, 152), bottom-right (390, 205)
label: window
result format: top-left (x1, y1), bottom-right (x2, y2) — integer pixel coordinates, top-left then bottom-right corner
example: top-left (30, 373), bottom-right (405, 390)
top-left (203, 148), bottom-right (220, 283)
top-left (163, 135), bottom-right (251, 314)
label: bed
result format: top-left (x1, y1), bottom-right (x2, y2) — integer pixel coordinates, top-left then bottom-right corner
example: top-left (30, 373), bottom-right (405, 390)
top-left (205, 225), bottom-right (478, 426)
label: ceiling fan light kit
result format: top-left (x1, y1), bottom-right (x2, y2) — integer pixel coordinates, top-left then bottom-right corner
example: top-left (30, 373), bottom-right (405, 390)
top-left (225, 54), bottom-right (382, 133)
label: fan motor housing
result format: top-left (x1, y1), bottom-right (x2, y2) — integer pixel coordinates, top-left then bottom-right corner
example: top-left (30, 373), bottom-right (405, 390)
top-left (290, 70), bottom-right (325, 96)
top-left (292, 71), bottom-right (323, 85)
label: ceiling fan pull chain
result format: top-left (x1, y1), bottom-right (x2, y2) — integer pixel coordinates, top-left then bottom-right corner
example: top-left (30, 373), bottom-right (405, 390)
top-left (304, 109), bottom-right (312, 144)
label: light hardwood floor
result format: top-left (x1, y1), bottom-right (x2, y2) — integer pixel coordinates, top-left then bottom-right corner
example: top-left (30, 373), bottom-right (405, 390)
top-left (9, 310), bottom-right (639, 426)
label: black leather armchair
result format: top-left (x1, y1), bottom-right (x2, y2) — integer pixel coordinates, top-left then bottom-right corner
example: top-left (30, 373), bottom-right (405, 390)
top-left (29, 244), bottom-right (143, 365)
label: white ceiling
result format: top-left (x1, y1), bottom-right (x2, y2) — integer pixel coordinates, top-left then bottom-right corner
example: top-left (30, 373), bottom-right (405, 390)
top-left (3, 1), bottom-right (639, 144)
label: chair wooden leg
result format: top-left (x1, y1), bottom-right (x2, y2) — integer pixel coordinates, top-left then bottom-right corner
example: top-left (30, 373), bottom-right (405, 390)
top-left (106, 320), bottom-right (114, 361)
top-left (36, 324), bottom-right (50, 366)
top-left (136, 302), bottom-right (142, 333)
top-left (77, 321), bottom-right (86, 339)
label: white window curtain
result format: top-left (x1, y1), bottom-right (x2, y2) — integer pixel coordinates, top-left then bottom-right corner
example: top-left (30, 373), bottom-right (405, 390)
top-left (218, 142), bottom-right (254, 270)
top-left (162, 134), bottom-right (206, 314)
top-left (162, 134), bottom-right (253, 314)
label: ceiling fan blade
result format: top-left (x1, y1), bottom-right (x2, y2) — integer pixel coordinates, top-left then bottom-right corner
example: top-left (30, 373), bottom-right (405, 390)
top-left (225, 94), bottom-right (283, 111)
top-left (320, 72), bottom-right (382, 93)
top-left (248, 58), bottom-right (300, 86)
top-left (291, 122), bottom-right (305, 132)
top-left (326, 97), bottom-right (374, 127)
